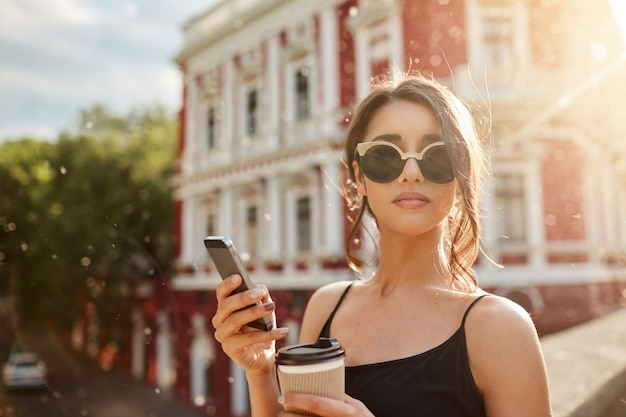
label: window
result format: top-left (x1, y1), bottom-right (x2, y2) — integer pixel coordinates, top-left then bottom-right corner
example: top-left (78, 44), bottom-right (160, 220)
top-left (206, 212), bottom-right (216, 237)
top-left (296, 196), bottom-right (311, 252)
top-left (246, 90), bottom-right (258, 136)
top-left (206, 107), bottom-right (216, 149)
top-left (246, 206), bottom-right (258, 260)
top-left (482, 6), bottom-right (514, 67)
top-left (494, 174), bottom-right (527, 243)
top-left (295, 67), bottom-right (310, 121)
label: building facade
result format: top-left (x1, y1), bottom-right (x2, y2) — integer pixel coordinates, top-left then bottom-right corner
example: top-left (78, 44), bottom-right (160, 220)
top-left (129, 1), bottom-right (626, 416)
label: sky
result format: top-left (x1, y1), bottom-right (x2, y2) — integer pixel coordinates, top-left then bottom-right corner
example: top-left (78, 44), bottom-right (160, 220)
top-left (0, 0), bottom-right (220, 142)
top-left (2, 0), bottom-right (625, 144)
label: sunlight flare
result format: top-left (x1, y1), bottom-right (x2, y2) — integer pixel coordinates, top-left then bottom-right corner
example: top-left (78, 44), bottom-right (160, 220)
top-left (609, 0), bottom-right (626, 43)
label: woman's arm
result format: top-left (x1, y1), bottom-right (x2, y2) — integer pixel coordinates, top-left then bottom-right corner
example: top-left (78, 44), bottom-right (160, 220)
top-left (247, 371), bottom-right (283, 417)
top-left (211, 274), bottom-right (289, 417)
top-left (466, 295), bottom-right (553, 417)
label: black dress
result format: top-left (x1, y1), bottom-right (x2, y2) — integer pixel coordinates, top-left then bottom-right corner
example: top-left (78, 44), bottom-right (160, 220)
top-left (318, 283), bottom-right (487, 417)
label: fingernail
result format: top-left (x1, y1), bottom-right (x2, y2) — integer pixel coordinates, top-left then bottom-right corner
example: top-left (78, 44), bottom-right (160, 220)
top-left (277, 395), bottom-right (285, 405)
top-left (262, 302), bottom-right (275, 311)
top-left (276, 327), bottom-right (289, 335)
top-left (230, 275), bottom-right (240, 284)
top-left (249, 288), bottom-right (263, 299)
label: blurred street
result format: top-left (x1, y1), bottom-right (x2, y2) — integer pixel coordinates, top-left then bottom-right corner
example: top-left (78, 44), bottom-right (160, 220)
top-left (0, 303), bottom-right (208, 417)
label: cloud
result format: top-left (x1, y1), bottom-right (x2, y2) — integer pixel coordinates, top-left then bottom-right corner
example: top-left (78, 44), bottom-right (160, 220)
top-left (0, 0), bottom-right (101, 43)
top-left (0, 0), bottom-right (213, 141)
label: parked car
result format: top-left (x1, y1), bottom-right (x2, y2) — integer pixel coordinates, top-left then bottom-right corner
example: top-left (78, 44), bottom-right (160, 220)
top-left (2, 352), bottom-right (47, 390)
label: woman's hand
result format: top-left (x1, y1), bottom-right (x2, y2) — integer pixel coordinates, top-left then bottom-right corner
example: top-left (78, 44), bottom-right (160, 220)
top-left (211, 274), bottom-right (289, 376)
top-left (278, 393), bottom-right (375, 417)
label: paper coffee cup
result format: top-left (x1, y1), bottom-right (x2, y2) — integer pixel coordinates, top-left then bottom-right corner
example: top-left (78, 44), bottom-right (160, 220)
top-left (276, 338), bottom-right (345, 416)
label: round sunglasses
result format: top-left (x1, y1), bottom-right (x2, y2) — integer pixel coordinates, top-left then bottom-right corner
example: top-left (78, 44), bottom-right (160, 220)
top-left (355, 140), bottom-right (454, 184)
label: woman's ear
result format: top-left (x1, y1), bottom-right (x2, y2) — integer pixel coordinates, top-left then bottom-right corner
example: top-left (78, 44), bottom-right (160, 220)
top-left (352, 160), bottom-right (367, 196)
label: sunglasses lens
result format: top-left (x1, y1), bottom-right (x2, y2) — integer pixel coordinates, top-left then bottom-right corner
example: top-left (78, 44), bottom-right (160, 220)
top-left (359, 143), bottom-right (454, 184)
top-left (360, 145), bottom-right (404, 183)
top-left (421, 146), bottom-right (454, 184)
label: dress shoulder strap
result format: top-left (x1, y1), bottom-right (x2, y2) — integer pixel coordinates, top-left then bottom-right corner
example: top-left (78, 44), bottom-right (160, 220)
top-left (318, 282), bottom-right (354, 338)
top-left (461, 294), bottom-right (489, 327)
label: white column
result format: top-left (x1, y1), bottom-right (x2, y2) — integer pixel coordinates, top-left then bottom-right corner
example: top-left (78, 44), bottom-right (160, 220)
top-left (156, 311), bottom-right (175, 392)
top-left (267, 36), bottom-right (280, 133)
top-left (617, 178), bottom-right (626, 249)
top-left (613, 179), bottom-right (626, 250)
top-left (184, 72), bottom-right (197, 173)
top-left (193, 197), bottom-right (207, 261)
top-left (388, 7), bottom-right (404, 70)
top-left (230, 361), bottom-right (249, 416)
top-left (321, 161), bottom-right (343, 257)
top-left (285, 185), bottom-right (296, 272)
top-left (585, 156), bottom-right (601, 264)
top-left (480, 177), bottom-right (500, 269)
top-left (513, 0), bottom-right (530, 69)
top-left (354, 26), bottom-right (370, 100)
top-left (222, 59), bottom-right (235, 154)
top-left (320, 6), bottom-right (339, 118)
top-left (218, 187), bottom-right (234, 237)
top-left (190, 314), bottom-right (215, 406)
top-left (526, 159), bottom-right (545, 268)
top-left (181, 198), bottom-right (196, 264)
top-left (262, 176), bottom-right (282, 263)
top-left (601, 163), bottom-right (615, 248)
top-left (463, 0), bottom-right (483, 67)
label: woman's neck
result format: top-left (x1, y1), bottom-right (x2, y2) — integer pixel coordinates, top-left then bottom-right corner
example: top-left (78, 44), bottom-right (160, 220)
top-left (372, 228), bottom-right (451, 295)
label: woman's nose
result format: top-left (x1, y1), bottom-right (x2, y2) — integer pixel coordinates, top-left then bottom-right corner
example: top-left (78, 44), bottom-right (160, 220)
top-left (398, 157), bottom-right (425, 183)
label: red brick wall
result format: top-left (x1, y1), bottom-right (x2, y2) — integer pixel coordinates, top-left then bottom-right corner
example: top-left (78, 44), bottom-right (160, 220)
top-left (542, 140), bottom-right (586, 243)
top-left (337, 0), bottom-right (357, 109)
top-left (401, 0), bottom-right (467, 77)
top-left (169, 288), bottom-right (314, 417)
top-left (496, 282), bottom-right (626, 337)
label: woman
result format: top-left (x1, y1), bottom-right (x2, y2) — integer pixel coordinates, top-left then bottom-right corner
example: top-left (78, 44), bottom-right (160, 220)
top-left (212, 74), bottom-right (552, 417)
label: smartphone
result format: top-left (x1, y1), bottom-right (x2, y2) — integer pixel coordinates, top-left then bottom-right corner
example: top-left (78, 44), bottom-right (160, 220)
top-left (204, 236), bottom-right (273, 331)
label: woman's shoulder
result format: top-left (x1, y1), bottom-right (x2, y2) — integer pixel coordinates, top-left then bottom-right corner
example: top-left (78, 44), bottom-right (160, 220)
top-left (307, 280), bottom-right (356, 314)
top-left (464, 292), bottom-right (545, 384)
top-left (463, 294), bottom-right (552, 414)
top-left (298, 280), bottom-right (355, 343)
top-left (466, 292), bottom-right (535, 333)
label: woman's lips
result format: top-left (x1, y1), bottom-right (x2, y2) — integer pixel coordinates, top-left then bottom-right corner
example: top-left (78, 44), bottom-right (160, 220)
top-left (392, 192), bottom-right (430, 209)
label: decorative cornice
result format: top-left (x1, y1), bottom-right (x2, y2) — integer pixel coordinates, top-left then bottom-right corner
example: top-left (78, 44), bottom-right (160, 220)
top-left (174, 140), bottom-right (344, 192)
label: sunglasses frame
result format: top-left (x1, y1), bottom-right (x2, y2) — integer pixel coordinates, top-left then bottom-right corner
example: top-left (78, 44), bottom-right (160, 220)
top-left (355, 140), bottom-right (453, 184)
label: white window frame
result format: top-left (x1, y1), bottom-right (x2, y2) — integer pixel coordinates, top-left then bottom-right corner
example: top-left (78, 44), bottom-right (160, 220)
top-left (244, 87), bottom-right (259, 138)
top-left (244, 204), bottom-right (260, 263)
top-left (465, 0), bottom-right (530, 71)
top-left (348, 2), bottom-right (403, 99)
top-left (295, 195), bottom-right (313, 253)
top-left (235, 184), bottom-right (263, 265)
top-left (492, 171), bottom-right (528, 245)
top-left (205, 104), bottom-right (217, 151)
top-left (283, 31), bottom-right (318, 126)
top-left (285, 174), bottom-right (318, 260)
top-left (236, 47), bottom-right (264, 143)
top-left (485, 158), bottom-right (544, 266)
top-left (293, 65), bottom-right (312, 122)
top-left (200, 196), bottom-right (219, 263)
top-left (193, 70), bottom-right (222, 155)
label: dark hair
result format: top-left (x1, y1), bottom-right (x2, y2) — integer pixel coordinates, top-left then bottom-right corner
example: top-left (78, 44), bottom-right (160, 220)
top-left (343, 74), bottom-right (488, 291)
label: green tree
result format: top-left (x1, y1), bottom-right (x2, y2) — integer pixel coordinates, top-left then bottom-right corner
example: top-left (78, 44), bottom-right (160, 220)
top-left (0, 104), bottom-right (177, 330)
top-left (0, 139), bottom-right (56, 324)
